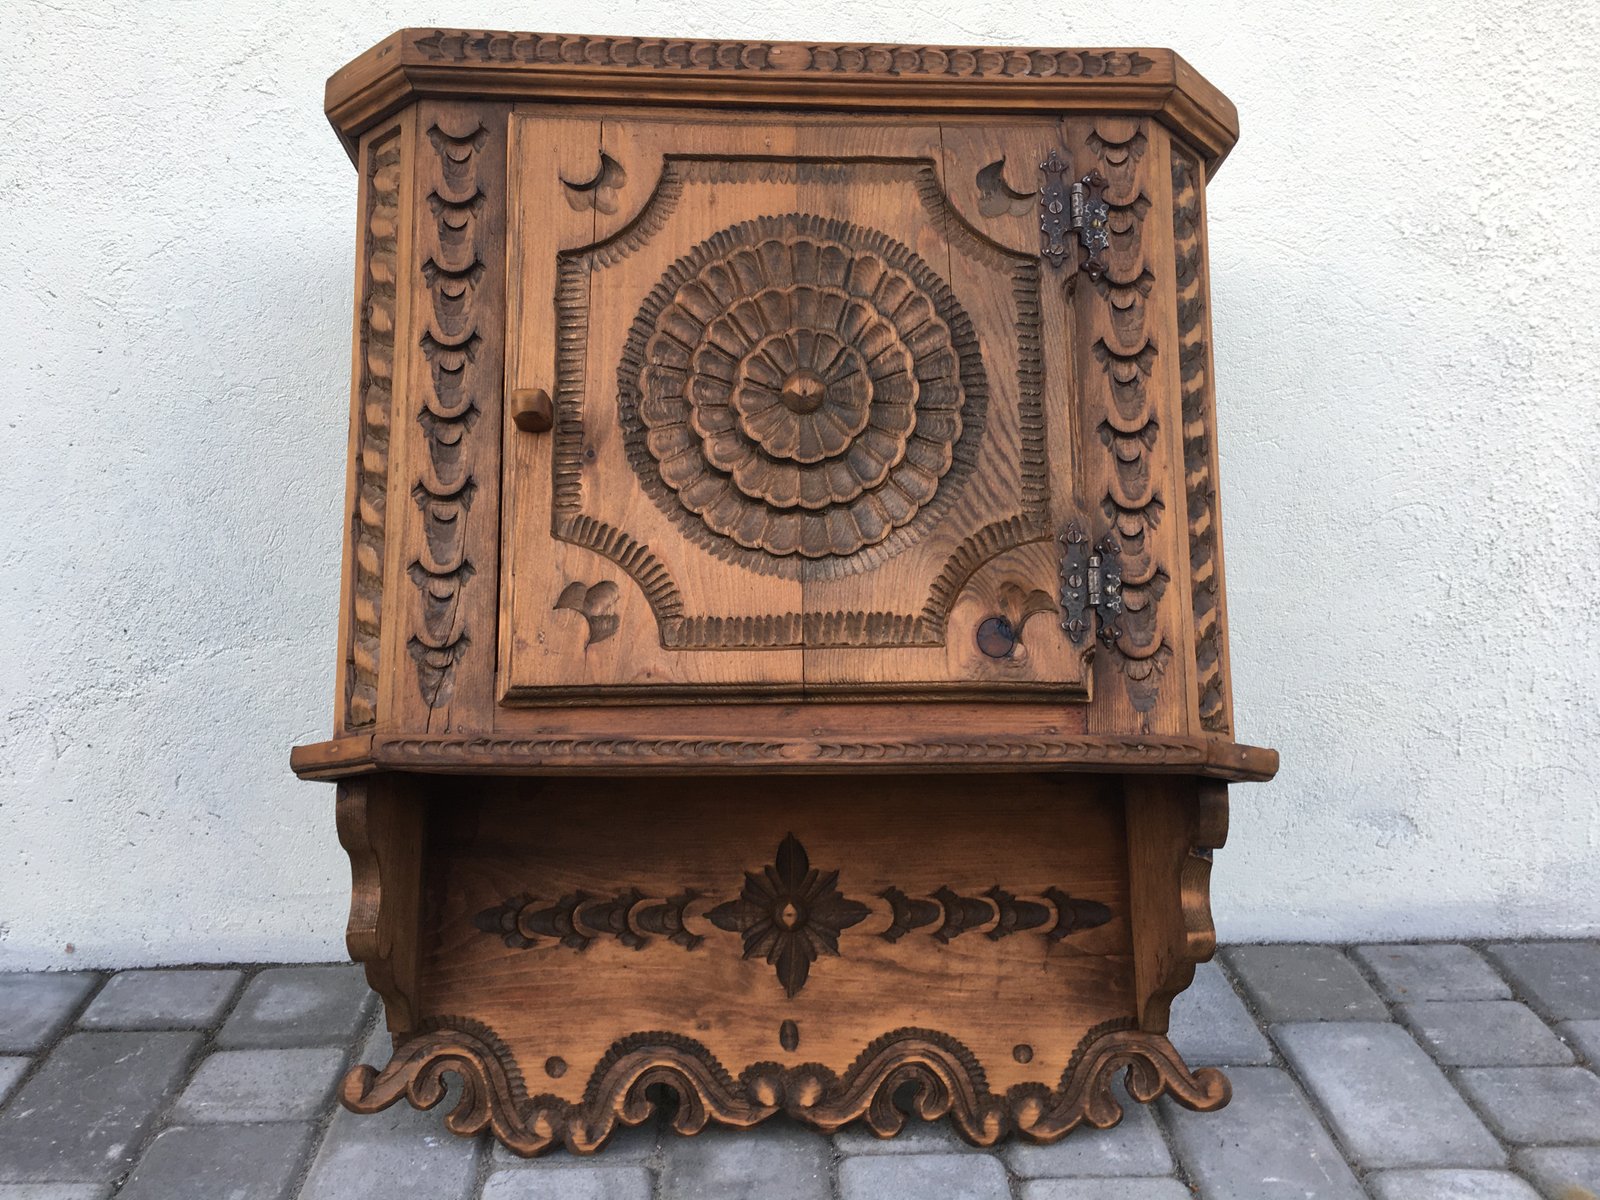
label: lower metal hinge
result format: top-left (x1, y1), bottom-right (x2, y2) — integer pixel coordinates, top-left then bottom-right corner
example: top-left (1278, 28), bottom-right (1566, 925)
top-left (1058, 521), bottom-right (1124, 647)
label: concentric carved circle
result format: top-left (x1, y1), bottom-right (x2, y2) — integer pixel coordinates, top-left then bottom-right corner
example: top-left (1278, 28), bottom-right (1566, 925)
top-left (620, 214), bottom-right (986, 566)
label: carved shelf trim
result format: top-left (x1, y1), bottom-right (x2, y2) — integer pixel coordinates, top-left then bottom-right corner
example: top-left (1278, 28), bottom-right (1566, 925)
top-left (289, 731), bottom-right (1278, 782)
top-left (339, 1016), bottom-right (1228, 1156)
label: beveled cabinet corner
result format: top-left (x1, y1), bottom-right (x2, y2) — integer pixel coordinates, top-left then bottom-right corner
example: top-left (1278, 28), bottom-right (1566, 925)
top-left (294, 28), bottom-right (1275, 1157)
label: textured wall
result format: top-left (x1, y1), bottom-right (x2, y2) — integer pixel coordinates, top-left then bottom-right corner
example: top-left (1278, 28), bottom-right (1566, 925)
top-left (2, 1), bottom-right (1597, 969)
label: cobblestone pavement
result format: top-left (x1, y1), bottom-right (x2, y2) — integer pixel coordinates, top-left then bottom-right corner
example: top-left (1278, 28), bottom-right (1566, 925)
top-left (0, 943), bottom-right (1596, 1199)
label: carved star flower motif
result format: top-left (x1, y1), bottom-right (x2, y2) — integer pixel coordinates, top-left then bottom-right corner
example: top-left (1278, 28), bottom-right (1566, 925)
top-left (707, 833), bottom-right (870, 998)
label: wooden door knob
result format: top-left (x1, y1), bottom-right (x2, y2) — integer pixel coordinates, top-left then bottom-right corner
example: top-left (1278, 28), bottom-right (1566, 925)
top-left (510, 388), bottom-right (553, 433)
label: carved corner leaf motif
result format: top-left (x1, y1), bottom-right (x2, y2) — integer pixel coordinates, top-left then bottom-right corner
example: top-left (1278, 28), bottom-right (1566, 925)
top-left (555, 580), bottom-right (620, 647)
top-left (976, 157), bottom-right (1036, 218)
top-left (561, 151), bottom-right (626, 213)
top-left (706, 833), bottom-right (869, 998)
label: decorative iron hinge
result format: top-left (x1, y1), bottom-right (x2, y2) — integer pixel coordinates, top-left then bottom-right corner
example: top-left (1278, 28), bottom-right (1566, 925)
top-left (1058, 521), bottom-right (1124, 647)
top-left (1039, 150), bottom-right (1110, 278)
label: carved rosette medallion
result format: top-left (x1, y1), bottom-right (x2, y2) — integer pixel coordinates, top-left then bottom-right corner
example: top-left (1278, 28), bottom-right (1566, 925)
top-left (621, 214), bottom-right (987, 567)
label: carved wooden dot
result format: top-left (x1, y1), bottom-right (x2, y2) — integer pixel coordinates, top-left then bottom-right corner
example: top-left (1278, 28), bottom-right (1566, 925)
top-left (623, 214), bottom-right (986, 563)
top-left (779, 1019), bottom-right (800, 1052)
top-left (544, 1055), bottom-right (568, 1079)
top-left (1013, 1043), bottom-right (1033, 1064)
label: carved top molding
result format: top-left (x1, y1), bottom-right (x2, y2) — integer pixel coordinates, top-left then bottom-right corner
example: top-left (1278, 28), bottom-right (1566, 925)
top-left (324, 31), bottom-right (1239, 168)
top-left (289, 730), bottom-right (1278, 782)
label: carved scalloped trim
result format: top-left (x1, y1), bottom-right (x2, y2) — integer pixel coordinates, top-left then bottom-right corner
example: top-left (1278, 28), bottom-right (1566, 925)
top-left (340, 1016), bottom-right (1226, 1156)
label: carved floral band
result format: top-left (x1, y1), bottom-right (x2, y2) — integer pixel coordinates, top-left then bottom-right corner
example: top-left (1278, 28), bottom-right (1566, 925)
top-left (474, 833), bottom-right (1112, 997)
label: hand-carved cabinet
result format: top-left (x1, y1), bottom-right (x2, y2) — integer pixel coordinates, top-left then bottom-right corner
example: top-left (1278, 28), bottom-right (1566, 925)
top-left (292, 29), bottom-right (1277, 1156)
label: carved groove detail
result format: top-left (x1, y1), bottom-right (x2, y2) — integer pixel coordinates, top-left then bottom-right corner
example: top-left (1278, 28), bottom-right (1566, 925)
top-left (411, 31), bottom-right (1156, 81)
top-left (339, 1016), bottom-right (1226, 1156)
top-left (409, 118), bottom-right (490, 710)
top-left (1171, 150), bottom-right (1230, 735)
top-left (471, 833), bottom-right (1110, 998)
top-left (1085, 120), bottom-right (1171, 715)
top-left (344, 127), bottom-right (401, 730)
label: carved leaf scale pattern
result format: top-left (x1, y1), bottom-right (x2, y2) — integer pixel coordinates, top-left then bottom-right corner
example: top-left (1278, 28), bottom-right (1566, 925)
top-left (1084, 120), bottom-right (1172, 719)
top-left (407, 117), bottom-right (490, 712)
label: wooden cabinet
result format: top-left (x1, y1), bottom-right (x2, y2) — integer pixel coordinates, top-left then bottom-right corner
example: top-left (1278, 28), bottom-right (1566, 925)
top-left (293, 29), bottom-right (1277, 1156)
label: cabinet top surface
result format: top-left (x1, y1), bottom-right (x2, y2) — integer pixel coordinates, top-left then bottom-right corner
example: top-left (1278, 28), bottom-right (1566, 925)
top-left (326, 29), bottom-right (1238, 166)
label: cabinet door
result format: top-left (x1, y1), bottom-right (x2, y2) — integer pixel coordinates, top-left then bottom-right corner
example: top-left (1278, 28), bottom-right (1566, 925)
top-left (501, 109), bottom-right (1088, 702)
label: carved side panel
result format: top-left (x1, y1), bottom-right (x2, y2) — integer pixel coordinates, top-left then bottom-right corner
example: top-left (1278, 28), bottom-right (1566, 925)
top-left (392, 102), bottom-right (508, 731)
top-left (337, 776), bottom-right (424, 1032)
top-left (1071, 118), bottom-right (1189, 734)
top-left (1171, 149), bottom-right (1234, 736)
top-left (339, 124), bottom-right (403, 731)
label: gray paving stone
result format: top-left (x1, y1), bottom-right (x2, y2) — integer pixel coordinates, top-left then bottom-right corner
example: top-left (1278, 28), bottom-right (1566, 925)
top-left (0, 1058), bottom-right (29, 1106)
top-left (834, 1114), bottom-right (982, 1155)
top-left (1161, 1067), bottom-right (1365, 1200)
top-left (491, 1116), bottom-right (657, 1165)
top-left (1223, 945), bottom-right (1388, 1021)
top-left (1487, 942), bottom-right (1600, 1020)
top-left (1273, 1021), bottom-right (1503, 1168)
top-left (1020, 1183), bottom-right (1197, 1200)
top-left (1455, 1066), bottom-right (1600, 1144)
top-left (172, 1047), bottom-right (348, 1122)
top-left (77, 969), bottom-right (241, 1030)
top-left (1562, 1020), bottom-right (1600, 1065)
top-left (1001, 1080), bottom-right (1170, 1177)
top-left (1400, 1000), bottom-right (1575, 1066)
top-left (217, 965), bottom-right (373, 1048)
top-left (0, 1031), bottom-right (200, 1183)
top-left (1365, 1169), bottom-right (1542, 1199)
top-left (1353, 944), bottom-right (1512, 1002)
top-left (0, 975), bottom-right (99, 1052)
top-left (1168, 960), bottom-right (1274, 1067)
top-left (838, 1153), bottom-right (1010, 1200)
top-left (298, 1077), bottom-right (481, 1200)
top-left (115, 1122), bottom-right (316, 1200)
top-left (661, 1119), bottom-right (830, 1200)
top-left (0, 1187), bottom-right (112, 1199)
top-left (482, 1166), bottom-right (654, 1200)
top-left (1515, 1146), bottom-right (1600, 1198)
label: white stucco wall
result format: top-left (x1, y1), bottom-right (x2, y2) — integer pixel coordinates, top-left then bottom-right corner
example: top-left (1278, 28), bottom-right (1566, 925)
top-left (3, 1), bottom-right (1598, 971)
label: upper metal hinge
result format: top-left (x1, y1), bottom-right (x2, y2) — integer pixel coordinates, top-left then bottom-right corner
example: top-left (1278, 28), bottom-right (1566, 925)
top-left (1039, 150), bottom-right (1110, 278)
top-left (1058, 521), bottom-right (1124, 647)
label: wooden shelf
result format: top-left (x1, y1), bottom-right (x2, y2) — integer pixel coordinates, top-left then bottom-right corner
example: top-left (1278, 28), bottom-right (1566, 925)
top-left (291, 729), bottom-right (1276, 782)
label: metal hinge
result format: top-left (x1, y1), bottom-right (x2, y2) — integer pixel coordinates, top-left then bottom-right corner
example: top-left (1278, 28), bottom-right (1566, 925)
top-left (1058, 521), bottom-right (1124, 647)
top-left (1039, 150), bottom-right (1110, 277)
